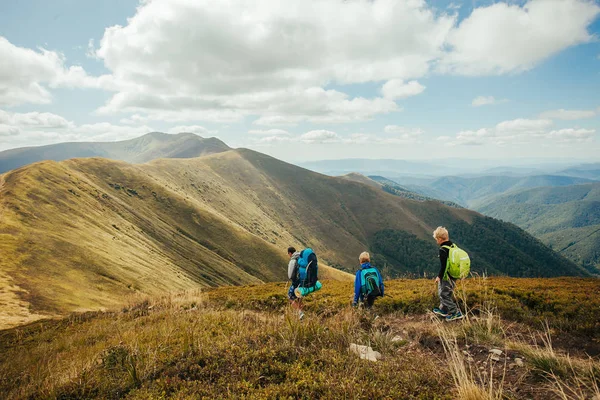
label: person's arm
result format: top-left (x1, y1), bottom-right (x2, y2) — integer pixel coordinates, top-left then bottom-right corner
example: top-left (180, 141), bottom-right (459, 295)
top-left (353, 271), bottom-right (362, 304)
top-left (438, 248), bottom-right (448, 280)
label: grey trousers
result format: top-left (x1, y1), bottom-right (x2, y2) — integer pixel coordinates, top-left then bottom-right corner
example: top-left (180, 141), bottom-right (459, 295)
top-left (438, 278), bottom-right (458, 314)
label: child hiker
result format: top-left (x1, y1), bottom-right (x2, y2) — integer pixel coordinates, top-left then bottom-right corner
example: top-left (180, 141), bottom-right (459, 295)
top-left (432, 226), bottom-right (465, 321)
top-left (352, 251), bottom-right (384, 309)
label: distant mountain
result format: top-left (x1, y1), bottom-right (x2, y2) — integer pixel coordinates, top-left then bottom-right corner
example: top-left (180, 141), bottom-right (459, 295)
top-left (366, 175), bottom-right (462, 208)
top-left (556, 163), bottom-right (600, 180)
top-left (0, 132), bottom-right (230, 173)
top-left (0, 147), bottom-right (586, 328)
top-left (297, 158), bottom-right (448, 177)
top-left (425, 175), bottom-right (594, 207)
top-left (477, 182), bottom-right (600, 274)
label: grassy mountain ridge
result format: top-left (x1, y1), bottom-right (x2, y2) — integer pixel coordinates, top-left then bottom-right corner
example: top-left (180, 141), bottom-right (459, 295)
top-left (425, 174), bottom-right (594, 207)
top-left (0, 132), bottom-right (230, 174)
top-left (0, 149), bottom-right (586, 328)
top-left (477, 182), bottom-right (600, 273)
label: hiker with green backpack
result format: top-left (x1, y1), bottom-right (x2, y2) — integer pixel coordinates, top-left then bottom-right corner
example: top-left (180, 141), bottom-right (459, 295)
top-left (352, 251), bottom-right (384, 309)
top-left (432, 226), bottom-right (470, 321)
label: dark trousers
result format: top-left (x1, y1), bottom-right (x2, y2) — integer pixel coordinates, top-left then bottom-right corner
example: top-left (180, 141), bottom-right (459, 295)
top-left (361, 295), bottom-right (376, 309)
top-left (438, 278), bottom-right (458, 314)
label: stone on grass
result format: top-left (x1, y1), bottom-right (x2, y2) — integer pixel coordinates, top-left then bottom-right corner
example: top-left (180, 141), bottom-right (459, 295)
top-left (515, 358), bottom-right (524, 367)
top-left (489, 348), bottom-right (503, 356)
top-left (349, 343), bottom-right (381, 362)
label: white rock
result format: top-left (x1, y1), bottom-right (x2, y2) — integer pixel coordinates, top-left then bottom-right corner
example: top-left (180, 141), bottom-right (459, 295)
top-left (489, 349), bottom-right (503, 356)
top-left (491, 355), bottom-right (500, 362)
top-left (349, 343), bottom-right (381, 362)
top-left (392, 336), bottom-right (403, 343)
top-left (515, 358), bottom-right (524, 367)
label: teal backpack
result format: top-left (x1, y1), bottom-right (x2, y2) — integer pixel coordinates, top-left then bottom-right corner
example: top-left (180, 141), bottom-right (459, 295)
top-left (360, 268), bottom-right (382, 297)
top-left (442, 244), bottom-right (471, 279)
top-left (297, 248), bottom-right (318, 287)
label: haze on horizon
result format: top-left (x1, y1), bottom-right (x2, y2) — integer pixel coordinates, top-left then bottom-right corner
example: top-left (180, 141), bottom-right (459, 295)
top-left (1, 0), bottom-right (599, 164)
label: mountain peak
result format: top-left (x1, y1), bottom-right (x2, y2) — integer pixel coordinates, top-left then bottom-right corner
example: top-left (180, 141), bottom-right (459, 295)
top-left (0, 132), bottom-right (230, 173)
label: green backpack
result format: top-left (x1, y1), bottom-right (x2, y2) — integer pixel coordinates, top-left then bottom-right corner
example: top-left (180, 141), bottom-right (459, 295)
top-left (442, 244), bottom-right (471, 279)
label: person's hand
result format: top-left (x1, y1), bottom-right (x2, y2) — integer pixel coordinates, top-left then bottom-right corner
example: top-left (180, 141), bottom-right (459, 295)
top-left (435, 276), bottom-right (440, 283)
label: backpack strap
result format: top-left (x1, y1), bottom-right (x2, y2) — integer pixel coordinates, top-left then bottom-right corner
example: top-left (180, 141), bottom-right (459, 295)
top-left (440, 244), bottom-right (455, 280)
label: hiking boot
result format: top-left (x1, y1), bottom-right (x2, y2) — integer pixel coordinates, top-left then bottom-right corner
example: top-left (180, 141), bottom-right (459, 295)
top-left (298, 311), bottom-right (305, 320)
top-left (433, 308), bottom-right (448, 317)
top-left (445, 311), bottom-right (464, 322)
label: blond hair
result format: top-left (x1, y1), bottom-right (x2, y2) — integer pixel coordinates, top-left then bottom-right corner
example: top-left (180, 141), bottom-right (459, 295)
top-left (359, 251), bottom-right (370, 263)
top-left (432, 226), bottom-right (449, 240)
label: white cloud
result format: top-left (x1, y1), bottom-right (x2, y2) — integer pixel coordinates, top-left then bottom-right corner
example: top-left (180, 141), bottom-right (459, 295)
top-left (300, 130), bottom-right (340, 144)
top-left (495, 118), bottom-right (553, 134)
top-left (248, 129), bottom-right (290, 136)
top-left (0, 125), bottom-right (20, 137)
top-left (448, 117), bottom-right (596, 146)
top-left (0, 36), bottom-right (115, 107)
top-left (538, 108), bottom-right (598, 120)
top-left (381, 79), bottom-right (425, 100)
top-left (454, 128), bottom-right (491, 145)
top-left (89, 0), bottom-right (455, 122)
top-left (0, 109), bottom-right (73, 129)
top-left (0, 37), bottom-right (59, 106)
top-left (471, 96), bottom-right (508, 107)
top-left (0, 109), bottom-right (152, 148)
top-left (88, 0), bottom-right (598, 123)
top-left (546, 128), bottom-right (596, 142)
top-left (254, 135), bottom-right (294, 144)
top-left (440, 0), bottom-right (600, 75)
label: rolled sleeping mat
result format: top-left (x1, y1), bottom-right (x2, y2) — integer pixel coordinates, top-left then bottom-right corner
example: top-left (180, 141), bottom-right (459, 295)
top-left (294, 281), bottom-right (322, 298)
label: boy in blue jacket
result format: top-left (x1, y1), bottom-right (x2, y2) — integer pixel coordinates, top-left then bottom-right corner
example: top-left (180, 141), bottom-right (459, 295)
top-left (352, 252), bottom-right (384, 309)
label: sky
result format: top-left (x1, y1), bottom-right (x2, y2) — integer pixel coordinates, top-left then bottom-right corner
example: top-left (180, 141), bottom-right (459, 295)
top-left (0, 0), bottom-right (599, 163)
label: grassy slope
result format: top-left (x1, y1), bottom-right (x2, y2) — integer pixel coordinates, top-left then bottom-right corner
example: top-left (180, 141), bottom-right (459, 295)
top-left (478, 183), bottom-right (600, 273)
top-left (1, 277), bottom-right (599, 399)
top-left (0, 149), bottom-right (586, 328)
top-left (428, 175), bottom-right (593, 207)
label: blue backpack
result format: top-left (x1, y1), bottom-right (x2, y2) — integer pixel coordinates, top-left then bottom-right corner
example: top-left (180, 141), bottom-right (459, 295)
top-left (360, 268), bottom-right (382, 298)
top-left (297, 248), bottom-right (318, 288)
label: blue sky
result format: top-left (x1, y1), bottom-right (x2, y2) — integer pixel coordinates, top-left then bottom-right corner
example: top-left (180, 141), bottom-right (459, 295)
top-left (0, 0), bottom-right (599, 163)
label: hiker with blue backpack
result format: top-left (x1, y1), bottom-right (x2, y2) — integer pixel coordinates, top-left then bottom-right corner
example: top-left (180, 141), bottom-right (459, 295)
top-left (287, 246), bottom-right (322, 320)
top-left (432, 226), bottom-right (470, 321)
top-left (352, 252), bottom-right (384, 309)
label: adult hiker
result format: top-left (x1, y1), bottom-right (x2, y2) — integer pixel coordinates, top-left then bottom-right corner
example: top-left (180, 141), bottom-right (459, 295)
top-left (432, 226), bottom-right (469, 321)
top-left (352, 251), bottom-right (384, 309)
top-left (287, 246), bottom-right (321, 320)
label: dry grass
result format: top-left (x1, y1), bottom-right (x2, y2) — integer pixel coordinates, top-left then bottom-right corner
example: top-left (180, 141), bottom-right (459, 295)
top-left (2, 277), bottom-right (599, 398)
top-left (0, 296), bottom-right (446, 399)
top-left (434, 315), bottom-right (505, 400)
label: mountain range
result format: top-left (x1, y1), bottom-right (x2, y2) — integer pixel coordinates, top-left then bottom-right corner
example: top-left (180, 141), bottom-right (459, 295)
top-left (0, 133), bottom-right (588, 328)
top-left (477, 182), bottom-right (600, 274)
